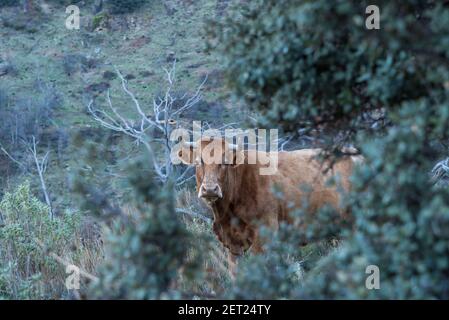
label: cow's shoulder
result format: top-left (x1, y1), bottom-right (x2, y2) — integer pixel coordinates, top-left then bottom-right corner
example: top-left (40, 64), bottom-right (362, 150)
top-left (276, 149), bottom-right (323, 173)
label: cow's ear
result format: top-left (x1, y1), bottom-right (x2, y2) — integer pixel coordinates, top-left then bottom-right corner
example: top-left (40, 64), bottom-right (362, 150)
top-left (177, 145), bottom-right (196, 165)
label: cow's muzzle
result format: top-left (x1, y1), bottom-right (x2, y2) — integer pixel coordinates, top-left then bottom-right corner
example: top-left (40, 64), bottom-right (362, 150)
top-left (199, 184), bottom-right (223, 202)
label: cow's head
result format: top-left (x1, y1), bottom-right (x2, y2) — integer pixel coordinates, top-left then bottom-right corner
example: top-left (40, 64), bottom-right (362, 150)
top-left (176, 137), bottom-right (244, 204)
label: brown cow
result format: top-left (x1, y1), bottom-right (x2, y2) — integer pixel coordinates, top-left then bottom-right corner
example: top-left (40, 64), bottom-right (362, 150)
top-left (176, 137), bottom-right (361, 267)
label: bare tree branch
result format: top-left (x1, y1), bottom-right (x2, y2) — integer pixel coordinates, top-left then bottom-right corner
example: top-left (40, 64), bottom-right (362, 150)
top-left (87, 62), bottom-right (206, 184)
top-left (0, 141), bottom-right (27, 171)
top-left (27, 136), bottom-right (54, 220)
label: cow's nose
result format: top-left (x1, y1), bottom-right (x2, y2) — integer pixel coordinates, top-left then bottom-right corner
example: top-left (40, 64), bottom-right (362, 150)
top-left (199, 184), bottom-right (222, 199)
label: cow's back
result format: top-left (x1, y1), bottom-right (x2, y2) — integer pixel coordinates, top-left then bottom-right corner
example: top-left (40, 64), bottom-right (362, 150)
top-left (260, 149), bottom-right (357, 219)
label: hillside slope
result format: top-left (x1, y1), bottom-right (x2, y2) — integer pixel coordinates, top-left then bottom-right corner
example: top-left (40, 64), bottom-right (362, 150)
top-left (0, 0), bottom-right (233, 131)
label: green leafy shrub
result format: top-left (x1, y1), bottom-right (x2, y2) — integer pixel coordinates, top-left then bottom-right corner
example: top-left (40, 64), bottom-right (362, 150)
top-left (106, 0), bottom-right (148, 14)
top-left (92, 12), bottom-right (109, 30)
top-left (0, 182), bottom-right (100, 299)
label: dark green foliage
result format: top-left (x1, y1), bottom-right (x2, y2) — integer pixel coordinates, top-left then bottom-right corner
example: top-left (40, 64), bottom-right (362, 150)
top-left (229, 206), bottom-right (347, 299)
top-left (106, 0), bottom-right (148, 14)
top-left (229, 220), bottom-right (333, 299)
top-left (211, 0), bottom-right (449, 299)
top-left (45, 0), bottom-right (88, 5)
top-left (208, 0), bottom-right (449, 143)
top-left (296, 102), bottom-right (449, 299)
top-left (0, 0), bottom-right (17, 7)
top-left (74, 154), bottom-right (202, 299)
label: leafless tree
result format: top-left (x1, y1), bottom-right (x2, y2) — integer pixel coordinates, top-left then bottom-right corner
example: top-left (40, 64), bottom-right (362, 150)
top-left (87, 61), bottom-right (206, 186)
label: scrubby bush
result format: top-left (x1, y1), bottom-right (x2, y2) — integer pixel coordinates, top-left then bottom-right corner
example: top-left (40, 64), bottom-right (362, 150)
top-left (0, 80), bottom-right (61, 149)
top-left (0, 81), bottom-right (61, 191)
top-left (0, 182), bottom-right (101, 299)
top-left (106, 0), bottom-right (148, 14)
top-left (0, 0), bottom-right (17, 8)
top-left (71, 152), bottom-right (206, 299)
top-left (229, 223), bottom-right (305, 300)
